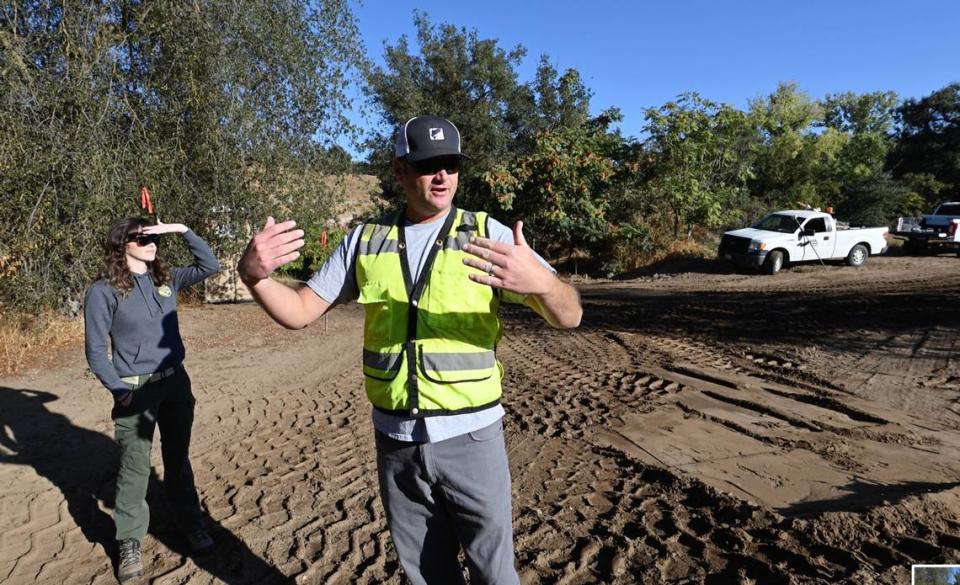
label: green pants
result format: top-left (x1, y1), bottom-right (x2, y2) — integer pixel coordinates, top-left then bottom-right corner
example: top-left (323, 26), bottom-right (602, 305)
top-left (112, 365), bottom-right (203, 542)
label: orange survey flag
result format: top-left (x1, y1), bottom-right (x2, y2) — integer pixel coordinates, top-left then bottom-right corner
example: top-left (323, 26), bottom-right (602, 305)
top-left (139, 186), bottom-right (154, 215)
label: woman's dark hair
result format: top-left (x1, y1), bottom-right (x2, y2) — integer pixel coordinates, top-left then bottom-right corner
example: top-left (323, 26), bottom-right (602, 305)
top-left (100, 217), bottom-right (171, 294)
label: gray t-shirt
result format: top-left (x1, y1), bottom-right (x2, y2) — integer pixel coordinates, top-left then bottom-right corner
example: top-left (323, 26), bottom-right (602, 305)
top-left (306, 210), bottom-right (553, 443)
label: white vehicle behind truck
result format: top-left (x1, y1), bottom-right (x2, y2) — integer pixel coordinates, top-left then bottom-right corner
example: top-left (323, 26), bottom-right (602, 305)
top-left (718, 210), bottom-right (889, 275)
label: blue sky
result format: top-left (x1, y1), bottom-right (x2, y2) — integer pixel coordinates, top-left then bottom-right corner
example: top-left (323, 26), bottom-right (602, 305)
top-left (345, 0), bottom-right (959, 155)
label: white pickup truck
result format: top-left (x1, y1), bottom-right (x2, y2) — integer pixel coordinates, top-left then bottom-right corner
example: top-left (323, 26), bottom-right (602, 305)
top-left (718, 210), bottom-right (889, 275)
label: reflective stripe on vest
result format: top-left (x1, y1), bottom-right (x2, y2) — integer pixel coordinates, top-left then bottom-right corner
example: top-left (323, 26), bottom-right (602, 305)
top-left (355, 207), bottom-right (503, 416)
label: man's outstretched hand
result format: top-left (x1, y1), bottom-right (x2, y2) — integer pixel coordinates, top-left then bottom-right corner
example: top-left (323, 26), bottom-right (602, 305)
top-left (462, 221), bottom-right (555, 295)
top-left (238, 217), bottom-right (305, 286)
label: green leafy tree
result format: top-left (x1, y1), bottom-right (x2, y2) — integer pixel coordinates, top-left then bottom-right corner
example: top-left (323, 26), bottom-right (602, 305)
top-left (747, 82), bottom-right (831, 209)
top-left (484, 110), bottom-right (625, 259)
top-left (638, 93), bottom-right (755, 237)
top-left (277, 225), bottom-right (346, 281)
top-left (822, 91), bottom-right (899, 186)
top-left (897, 172), bottom-right (946, 215)
top-left (823, 90), bottom-right (899, 135)
top-left (821, 91), bottom-right (904, 223)
top-left (530, 56), bottom-right (591, 132)
top-left (364, 12), bottom-right (532, 211)
top-left (890, 82), bottom-right (960, 208)
top-left (0, 0), bottom-right (363, 312)
top-left (835, 173), bottom-right (906, 225)
top-left (364, 12), bottom-right (598, 217)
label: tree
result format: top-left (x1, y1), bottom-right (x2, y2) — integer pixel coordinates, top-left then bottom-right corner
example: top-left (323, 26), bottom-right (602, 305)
top-left (638, 93), bottom-right (756, 237)
top-left (0, 0), bottom-right (363, 311)
top-left (364, 12), bottom-right (532, 211)
top-left (821, 91), bottom-right (904, 223)
top-left (822, 91), bottom-right (899, 185)
top-left (484, 110), bottom-right (626, 259)
top-left (834, 172), bottom-right (906, 225)
top-left (823, 90), bottom-right (899, 135)
top-left (889, 83), bottom-right (960, 208)
top-left (530, 56), bottom-right (591, 132)
top-left (364, 12), bottom-right (598, 216)
top-left (747, 82), bottom-right (830, 209)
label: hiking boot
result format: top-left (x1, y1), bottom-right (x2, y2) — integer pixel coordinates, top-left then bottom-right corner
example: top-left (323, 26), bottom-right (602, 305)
top-left (117, 539), bottom-right (143, 582)
top-left (184, 527), bottom-right (214, 554)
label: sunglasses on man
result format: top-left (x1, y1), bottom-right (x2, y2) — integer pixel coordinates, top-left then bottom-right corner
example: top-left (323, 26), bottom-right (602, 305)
top-left (411, 156), bottom-right (461, 176)
top-left (128, 234), bottom-right (160, 247)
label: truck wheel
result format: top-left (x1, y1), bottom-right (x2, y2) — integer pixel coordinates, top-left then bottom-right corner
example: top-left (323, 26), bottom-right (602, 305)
top-left (846, 244), bottom-right (868, 267)
top-left (762, 250), bottom-right (783, 275)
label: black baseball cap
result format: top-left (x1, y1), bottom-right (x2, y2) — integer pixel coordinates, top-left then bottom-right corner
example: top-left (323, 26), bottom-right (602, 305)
top-left (394, 115), bottom-right (471, 162)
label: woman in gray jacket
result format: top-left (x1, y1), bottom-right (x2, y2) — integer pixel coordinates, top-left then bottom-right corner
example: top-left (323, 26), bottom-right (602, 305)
top-left (83, 217), bottom-right (219, 583)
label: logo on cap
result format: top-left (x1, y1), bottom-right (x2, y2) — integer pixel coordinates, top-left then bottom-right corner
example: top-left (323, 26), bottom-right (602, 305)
top-left (429, 128), bottom-right (445, 141)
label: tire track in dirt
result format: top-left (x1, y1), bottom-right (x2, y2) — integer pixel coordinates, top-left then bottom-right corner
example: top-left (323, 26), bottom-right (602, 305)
top-left (0, 306), bottom-right (404, 585)
top-left (4, 257), bottom-right (960, 584)
top-left (499, 301), bottom-right (960, 583)
top-left (821, 325), bottom-right (960, 428)
top-left (1, 491), bottom-right (95, 585)
top-left (182, 339), bottom-right (401, 585)
top-left (506, 429), bottom-right (886, 584)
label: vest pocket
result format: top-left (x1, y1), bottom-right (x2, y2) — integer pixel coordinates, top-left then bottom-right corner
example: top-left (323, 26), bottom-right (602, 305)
top-left (362, 349), bottom-right (403, 381)
top-left (358, 281), bottom-right (393, 344)
top-left (417, 345), bottom-right (495, 384)
top-left (420, 267), bottom-right (485, 330)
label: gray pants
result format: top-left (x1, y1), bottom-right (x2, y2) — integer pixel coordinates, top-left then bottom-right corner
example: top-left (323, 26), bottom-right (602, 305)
top-left (374, 419), bottom-right (520, 585)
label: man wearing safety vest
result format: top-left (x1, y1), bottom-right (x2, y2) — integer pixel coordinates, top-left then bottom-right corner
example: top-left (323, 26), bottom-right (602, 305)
top-left (238, 115), bottom-right (582, 584)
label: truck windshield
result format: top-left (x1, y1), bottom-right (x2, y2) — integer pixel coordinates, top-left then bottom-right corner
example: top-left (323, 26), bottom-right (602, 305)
top-left (753, 214), bottom-right (802, 233)
top-left (934, 203), bottom-right (960, 215)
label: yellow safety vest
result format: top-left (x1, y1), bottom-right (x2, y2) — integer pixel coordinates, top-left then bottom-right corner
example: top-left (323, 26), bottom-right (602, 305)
top-left (355, 207), bottom-right (503, 416)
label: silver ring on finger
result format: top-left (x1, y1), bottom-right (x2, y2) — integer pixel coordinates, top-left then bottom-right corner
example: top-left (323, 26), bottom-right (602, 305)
top-left (486, 261), bottom-right (496, 276)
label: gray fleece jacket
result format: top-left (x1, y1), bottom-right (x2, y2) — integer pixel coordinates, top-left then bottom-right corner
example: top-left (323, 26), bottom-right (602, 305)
top-left (83, 230), bottom-right (220, 396)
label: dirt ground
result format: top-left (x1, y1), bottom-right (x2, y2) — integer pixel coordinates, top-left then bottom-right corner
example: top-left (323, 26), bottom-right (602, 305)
top-left (2, 251), bottom-right (959, 584)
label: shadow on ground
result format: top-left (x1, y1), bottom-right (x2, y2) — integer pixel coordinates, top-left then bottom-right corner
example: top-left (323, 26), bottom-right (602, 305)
top-left (0, 387), bottom-right (289, 584)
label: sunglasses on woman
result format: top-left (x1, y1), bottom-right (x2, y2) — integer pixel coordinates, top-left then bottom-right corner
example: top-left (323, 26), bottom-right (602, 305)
top-left (128, 234), bottom-right (160, 247)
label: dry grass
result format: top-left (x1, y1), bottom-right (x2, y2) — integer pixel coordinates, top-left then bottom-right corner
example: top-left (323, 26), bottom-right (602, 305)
top-left (612, 237), bottom-right (717, 274)
top-left (0, 312), bottom-right (84, 377)
top-left (644, 237), bottom-right (717, 266)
